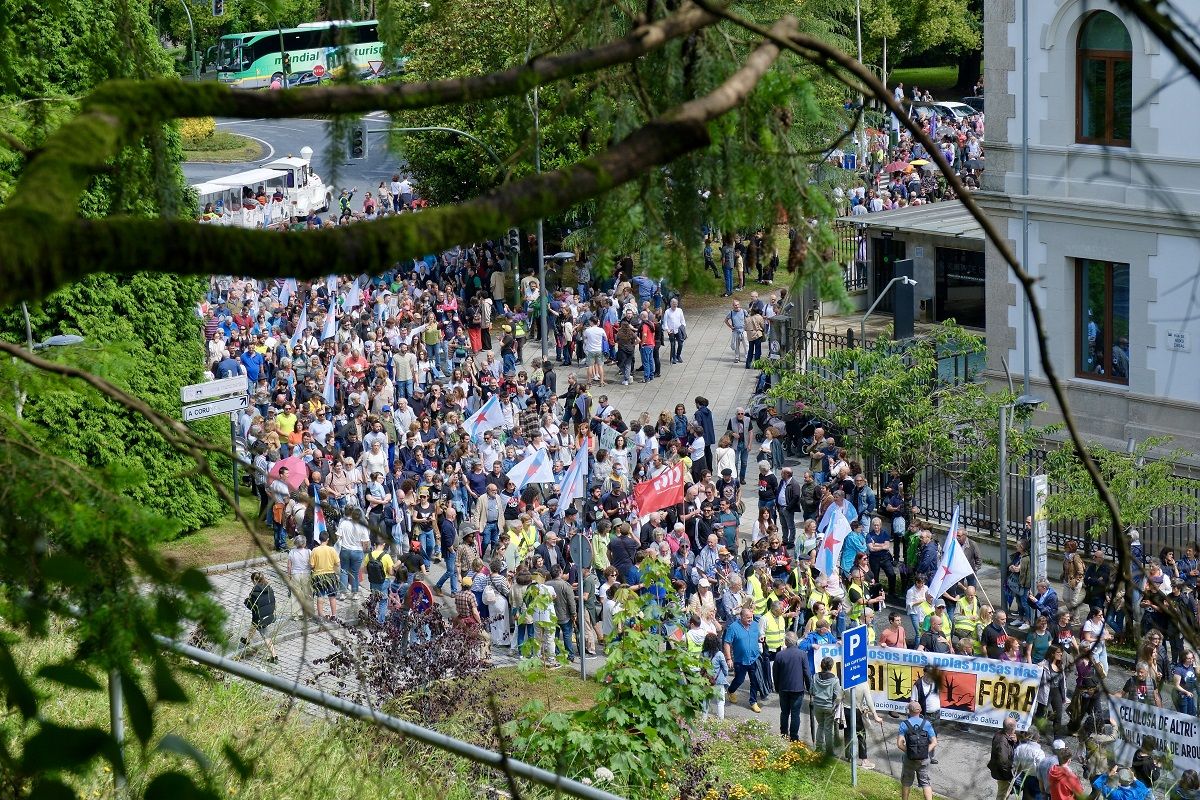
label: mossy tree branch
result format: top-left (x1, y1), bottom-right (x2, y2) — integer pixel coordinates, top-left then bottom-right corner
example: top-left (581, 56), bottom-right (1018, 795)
top-left (0, 15), bottom-right (795, 307)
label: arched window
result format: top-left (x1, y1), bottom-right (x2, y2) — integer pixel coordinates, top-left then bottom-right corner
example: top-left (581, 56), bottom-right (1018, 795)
top-left (1076, 11), bottom-right (1133, 146)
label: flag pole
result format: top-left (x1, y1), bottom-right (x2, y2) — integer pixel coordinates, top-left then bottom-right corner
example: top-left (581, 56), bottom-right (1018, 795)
top-left (579, 433), bottom-right (589, 680)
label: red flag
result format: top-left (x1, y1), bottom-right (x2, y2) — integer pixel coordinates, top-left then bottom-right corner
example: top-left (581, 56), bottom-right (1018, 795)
top-left (632, 463), bottom-right (686, 517)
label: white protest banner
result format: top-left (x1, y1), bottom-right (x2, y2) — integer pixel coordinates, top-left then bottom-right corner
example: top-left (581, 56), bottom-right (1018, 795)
top-left (1109, 698), bottom-right (1200, 775)
top-left (815, 643), bottom-right (1042, 730)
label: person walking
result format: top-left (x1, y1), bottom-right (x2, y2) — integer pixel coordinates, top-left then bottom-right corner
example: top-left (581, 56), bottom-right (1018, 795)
top-left (241, 571), bottom-right (278, 663)
top-left (335, 507), bottom-right (370, 601)
top-left (810, 655), bottom-right (842, 756)
top-left (843, 680), bottom-right (883, 770)
top-left (989, 717), bottom-right (1018, 800)
top-left (773, 630), bottom-right (807, 741)
top-left (702, 632), bottom-right (730, 721)
top-left (725, 300), bottom-right (746, 362)
top-left (897, 700), bottom-right (937, 800)
top-left (663, 297), bottom-right (687, 364)
top-left (723, 606), bottom-right (765, 713)
top-left (309, 530), bottom-right (340, 620)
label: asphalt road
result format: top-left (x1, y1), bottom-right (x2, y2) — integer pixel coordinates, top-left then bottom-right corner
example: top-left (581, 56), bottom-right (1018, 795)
top-left (182, 114), bottom-right (407, 196)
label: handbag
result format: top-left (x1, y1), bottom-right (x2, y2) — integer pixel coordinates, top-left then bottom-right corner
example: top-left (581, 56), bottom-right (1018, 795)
top-left (482, 584), bottom-right (499, 605)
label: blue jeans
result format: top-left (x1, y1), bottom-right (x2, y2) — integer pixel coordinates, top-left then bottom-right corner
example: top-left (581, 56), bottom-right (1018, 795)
top-left (909, 613), bottom-right (922, 641)
top-left (340, 548), bottom-right (364, 594)
top-left (370, 579), bottom-right (391, 623)
top-left (735, 445), bottom-right (748, 483)
top-left (1179, 695), bottom-right (1197, 716)
top-left (516, 622), bottom-right (535, 649)
top-left (273, 523), bottom-right (288, 551)
top-left (745, 338), bottom-right (761, 369)
top-left (481, 522), bottom-right (499, 555)
top-left (728, 661), bottom-right (762, 703)
top-left (723, 266), bottom-right (734, 295)
top-left (435, 551), bottom-right (459, 594)
top-left (640, 345), bottom-right (655, 382)
top-left (397, 379), bottom-right (413, 400)
top-left (419, 529), bottom-right (436, 569)
top-left (558, 621), bottom-right (578, 659)
top-left (430, 341), bottom-right (450, 375)
top-left (577, 283), bottom-right (590, 301)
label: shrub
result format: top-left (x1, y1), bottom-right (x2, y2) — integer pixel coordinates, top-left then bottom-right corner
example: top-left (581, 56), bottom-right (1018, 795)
top-left (180, 116), bottom-right (216, 144)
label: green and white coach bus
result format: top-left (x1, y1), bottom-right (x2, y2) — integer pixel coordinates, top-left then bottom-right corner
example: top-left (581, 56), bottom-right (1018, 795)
top-left (214, 19), bottom-right (384, 89)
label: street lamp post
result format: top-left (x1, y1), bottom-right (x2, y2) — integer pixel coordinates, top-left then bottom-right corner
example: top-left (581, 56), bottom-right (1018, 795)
top-left (529, 85), bottom-right (548, 362)
top-left (859, 276), bottom-right (917, 346)
top-left (997, 394), bottom-right (1042, 617)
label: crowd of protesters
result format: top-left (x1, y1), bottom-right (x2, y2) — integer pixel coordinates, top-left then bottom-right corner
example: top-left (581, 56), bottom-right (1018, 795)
top-left (207, 195), bottom-right (1200, 798)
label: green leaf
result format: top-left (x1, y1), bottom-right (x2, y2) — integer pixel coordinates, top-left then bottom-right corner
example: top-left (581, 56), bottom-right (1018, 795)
top-left (157, 734), bottom-right (210, 771)
top-left (144, 772), bottom-right (214, 800)
top-left (222, 741), bottom-right (254, 780)
top-left (29, 779), bottom-right (78, 800)
top-left (120, 671), bottom-right (154, 746)
top-left (37, 662), bottom-right (103, 691)
top-left (38, 555), bottom-right (91, 587)
top-left (153, 658), bottom-right (188, 704)
top-left (0, 640), bottom-right (39, 718)
top-left (21, 725), bottom-right (112, 773)
top-left (178, 569), bottom-right (211, 594)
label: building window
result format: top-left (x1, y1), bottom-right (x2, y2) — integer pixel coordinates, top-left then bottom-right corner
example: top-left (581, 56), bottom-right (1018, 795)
top-left (1076, 11), bottom-right (1132, 146)
top-left (1076, 259), bottom-right (1130, 384)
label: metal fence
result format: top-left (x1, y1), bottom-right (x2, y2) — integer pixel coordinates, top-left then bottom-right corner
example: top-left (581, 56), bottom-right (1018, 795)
top-left (832, 220), bottom-right (868, 293)
top-left (798, 329), bottom-right (983, 389)
top-left (907, 448), bottom-right (1200, 557)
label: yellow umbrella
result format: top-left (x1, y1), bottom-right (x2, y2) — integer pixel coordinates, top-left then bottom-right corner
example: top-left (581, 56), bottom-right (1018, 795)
top-left (910, 158), bottom-right (930, 166)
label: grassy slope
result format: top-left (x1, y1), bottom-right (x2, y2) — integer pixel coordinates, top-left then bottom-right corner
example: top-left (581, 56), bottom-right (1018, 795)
top-left (888, 66), bottom-right (960, 94)
top-left (156, 491), bottom-right (273, 569)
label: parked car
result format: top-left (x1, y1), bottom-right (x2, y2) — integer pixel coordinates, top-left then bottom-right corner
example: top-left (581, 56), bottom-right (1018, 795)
top-left (910, 100), bottom-right (978, 121)
top-left (960, 96), bottom-right (985, 113)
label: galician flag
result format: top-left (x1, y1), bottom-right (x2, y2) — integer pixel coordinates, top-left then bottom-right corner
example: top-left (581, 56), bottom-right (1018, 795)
top-left (345, 280), bottom-right (362, 311)
top-left (815, 502), bottom-right (851, 576)
top-left (326, 275), bottom-right (338, 297)
top-left (927, 505), bottom-right (975, 600)
top-left (463, 393), bottom-right (506, 440)
top-left (279, 277), bottom-right (297, 307)
top-left (289, 306), bottom-right (308, 351)
top-left (320, 308), bottom-right (338, 341)
top-left (556, 445), bottom-right (588, 516)
top-left (507, 448), bottom-right (555, 492)
top-left (322, 360), bottom-right (337, 408)
top-left (312, 484), bottom-right (327, 538)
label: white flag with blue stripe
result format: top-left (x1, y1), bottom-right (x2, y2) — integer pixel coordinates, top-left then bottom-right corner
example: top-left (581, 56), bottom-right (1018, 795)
top-left (556, 445), bottom-right (588, 515)
top-left (927, 505), bottom-right (974, 600)
top-left (289, 306), bottom-right (307, 351)
top-left (321, 308), bottom-right (338, 341)
top-left (507, 448), bottom-right (556, 493)
top-left (463, 393), bottom-right (506, 440)
top-left (322, 360), bottom-right (337, 408)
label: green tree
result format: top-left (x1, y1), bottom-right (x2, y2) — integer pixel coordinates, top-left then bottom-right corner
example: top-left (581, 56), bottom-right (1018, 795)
top-left (1043, 436), bottom-right (1200, 541)
top-left (0, 0), bottom-right (225, 530)
top-left (862, 0), bottom-right (981, 88)
top-left (507, 560), bottom-right (710, 794)
top-left (769, 323), bottom-right (1044, 497)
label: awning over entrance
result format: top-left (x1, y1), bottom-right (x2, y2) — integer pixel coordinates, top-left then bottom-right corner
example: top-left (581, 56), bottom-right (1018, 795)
top-left (837, 200), bottom-right (984, 242)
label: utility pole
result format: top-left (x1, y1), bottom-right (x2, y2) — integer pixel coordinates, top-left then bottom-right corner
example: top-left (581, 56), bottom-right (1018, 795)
top-left (531, 85), bottom-right (548, 362)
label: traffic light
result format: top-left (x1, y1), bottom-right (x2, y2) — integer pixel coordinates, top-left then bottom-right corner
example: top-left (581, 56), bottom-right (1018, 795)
top-left (507, 228), bottom-right (520, 251)
top-left (350, 123), bottom-right (367, 160)
top-left (212, 0), bottom-right (224, 16)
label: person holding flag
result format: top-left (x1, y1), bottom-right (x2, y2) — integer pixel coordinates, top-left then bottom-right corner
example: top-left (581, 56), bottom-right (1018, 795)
top-left (925, 506), bottom-right (977, 602)
top-left (507, 447), bottom-right (556, 494)
top-left (321, 357), bottom-right (338, 410)
top-left (813, 503), bottom-right (851, 579)
top-left (464, 393), bottom-right (506, 441)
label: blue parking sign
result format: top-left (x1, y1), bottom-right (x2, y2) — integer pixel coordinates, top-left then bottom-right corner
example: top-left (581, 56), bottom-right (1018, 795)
top-left (843, 625), bottom-right (868, 689)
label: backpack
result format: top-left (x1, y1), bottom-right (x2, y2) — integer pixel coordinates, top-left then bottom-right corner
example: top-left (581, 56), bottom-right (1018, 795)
top-left (365, 550), bottom-right (387, 584)
top-left (902, 720), bottom-right (931, 761)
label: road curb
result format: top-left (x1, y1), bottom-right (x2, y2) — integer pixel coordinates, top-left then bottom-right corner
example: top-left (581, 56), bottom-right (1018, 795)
top-left (201, 553), bottom-right (282, 576)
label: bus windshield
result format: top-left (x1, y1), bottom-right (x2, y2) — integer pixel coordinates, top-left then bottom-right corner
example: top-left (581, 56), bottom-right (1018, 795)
top-left (216, 38), bottom-right (243, 71)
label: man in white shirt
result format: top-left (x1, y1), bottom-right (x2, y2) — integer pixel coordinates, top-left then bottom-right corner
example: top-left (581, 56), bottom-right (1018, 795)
top-left (391, 398), bottom-right (416, 432)
top-left (582, 320), bottom-right (607, 386)
top-left (309, 408), bottom-right (334, 447)
top-left (662, 297), bottom-right (687, 365)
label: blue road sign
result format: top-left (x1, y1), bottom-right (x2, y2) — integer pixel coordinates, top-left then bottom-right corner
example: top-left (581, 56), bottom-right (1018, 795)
top-left (843, 624), bottom-right (869, 689)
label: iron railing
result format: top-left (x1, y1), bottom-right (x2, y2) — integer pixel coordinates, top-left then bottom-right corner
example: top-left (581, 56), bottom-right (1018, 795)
top-left (832, 220), bottom-right (868, 293)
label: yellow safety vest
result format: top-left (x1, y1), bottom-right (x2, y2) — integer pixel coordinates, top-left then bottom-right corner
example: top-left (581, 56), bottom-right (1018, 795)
top-left (954, 597), bottom-right (980, 635)
top-left (764, 613), bottom-right (788, 651)
top-left (750, 575), bottom-right (769, 615)
top-left (516, 526), bottom-right (537, 558)
top-left (847, 581), bottom-right (868, 622)
top-left (809, 589), bottom-right (830, 613)
top-left (686, 631), bottom-right (705, 654)
top-left (924, 610), bottom-right (950, 635)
